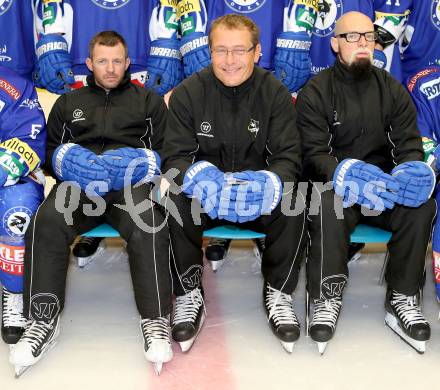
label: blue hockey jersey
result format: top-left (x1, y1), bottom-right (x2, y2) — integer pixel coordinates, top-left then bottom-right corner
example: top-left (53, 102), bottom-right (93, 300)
top-left (0, 65), bottom-right (46, 180)
top-left (0, 1), bottom-right (38, 79)
top-left (400, 1), bottom-right (440, 81)
top-left (406, 66), bottom-right (440, 141)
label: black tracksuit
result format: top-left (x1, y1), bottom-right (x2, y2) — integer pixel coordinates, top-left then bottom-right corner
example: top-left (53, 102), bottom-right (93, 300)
top-left (296, 59), bottom-right (436, 299)
top-left (23, 74), bottom-right (172, 321)
top-left (162, 66), bottom-right (306, 295)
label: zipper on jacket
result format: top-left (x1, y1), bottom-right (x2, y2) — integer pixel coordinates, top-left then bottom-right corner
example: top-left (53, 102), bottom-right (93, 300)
top-left (100, 91), bottom-right (110, 153)
top-left (231, 87), bottom-right (238, 171)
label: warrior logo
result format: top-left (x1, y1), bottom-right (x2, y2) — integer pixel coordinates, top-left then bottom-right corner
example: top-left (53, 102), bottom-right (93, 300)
top-left (200, 121), bottom-right (211, 134)
top-left (0, 0), bottom-right (13, 16)
top-left (248, 119), bottom-right (260, 137)
top-left (4, 207), bottom-right (31, 237)
top-left (224, 0), bottom-right (266, 13)
top-left (320, 274), bottom-right (347, 299)
top-left (90, 0), bottom-right (131, 10)
top-left (30, 293), bottom-right (60, 321)
top-left (181, 265), bottom-right (203, 290)
top-left (313, 0), bottom-right (343, 37)
top-left (432, 0), bottom-right (440, 30)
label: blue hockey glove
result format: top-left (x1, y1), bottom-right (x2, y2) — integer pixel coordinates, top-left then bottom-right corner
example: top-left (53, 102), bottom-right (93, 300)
top-left (274, 32), bottom-right (312, 93)
top-left (333, 159), bottom-right (399, 211)
top-left (180, 32), bottom-right (211, 77)
top-left (52, 144), bottom-right (110, 196)
top-left (145, 38), bottom-right (183, 96)
top-left (0, 166), bottom-right (7, 187)
top-left (391, 161), bottom-right (435, 207)
top-left (34, 34), bottom-right (74, 94)
top-left (100, 148), bottom-right (160, 191)
top-left (183, 161), bottom-right (224, 219)
top-left (372, 49), bottom-right (387, 70)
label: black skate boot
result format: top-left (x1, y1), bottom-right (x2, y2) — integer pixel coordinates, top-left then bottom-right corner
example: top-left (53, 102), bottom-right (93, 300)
top-left (72, 236), bottom-right (104, 268)
top-left (205, 238), bottom-right (231, 272)
top-left (263, 282), bottom-right (300, 353)
top-left (140, 316), bottom-right (173, 375)
top-left (385, 289), bottom-right (430, 353)
top-left (10, 315), bottom-right (60, 378)
top-left (172, 287), bottom-right (205, 352)
top-left (347, 243), bottom-right (365, 263)
top-left (2, 288), bottom-right (28, 344)
top-left (309, 297), bottom-right (342, 354)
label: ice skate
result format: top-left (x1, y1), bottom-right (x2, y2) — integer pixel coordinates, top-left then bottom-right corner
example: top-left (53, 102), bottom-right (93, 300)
top-left (347, 242), bottom-right (365, 263)
top-left (385, 289), bottom-right (430, 354)
top-left (2, 288), bottom-right (28, 344)
top-left (140, 316), bottom-right (173, 375)
top-left (10, 316), bottom-right (60, 378)
top-left (172, 287), bottom-right (205, 352)
top-left (205, 238), bottom-right (231, 272)
top-left (263, 282), bottom-right (300, 353)
top-left (309, 297), bottom-right (342, 355)
top-left (73, 236), bottom-right (105, 268)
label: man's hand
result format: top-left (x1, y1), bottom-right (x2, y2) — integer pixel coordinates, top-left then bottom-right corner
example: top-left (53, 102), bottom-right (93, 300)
top-left (34, 34), bottom-right (74, 94)
top-left (274, 32), bottom-right (312, 93)
top-left (180, 32), bottom-right (211, 77)
top-left (145, 39), bottom-right (183, 96)
top-left (392, 161), bottom-right (435, 207)
top-left (52, 143), bottom-right (110, 196)
top-left (333, 159), bottom-right (399, 211)
top-left (100, 147), bottom-right (160, 191)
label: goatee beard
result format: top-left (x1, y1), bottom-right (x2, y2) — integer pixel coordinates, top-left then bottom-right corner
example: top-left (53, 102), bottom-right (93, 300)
top-left (349, 58), bottom-right (372, 80)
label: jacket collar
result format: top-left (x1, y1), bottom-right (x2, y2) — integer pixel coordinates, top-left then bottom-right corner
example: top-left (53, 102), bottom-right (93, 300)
top-left (86, 72), bottom-right (131, 93)
top-left (211, 65), bottom-right (256, 98)
top-left (333, 57), bottom-right (373, 84)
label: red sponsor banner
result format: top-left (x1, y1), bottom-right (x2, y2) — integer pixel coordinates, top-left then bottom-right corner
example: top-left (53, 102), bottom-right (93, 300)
top-left (0, 78), bottom-right (20, 100)
top-left (407, 68), bottom-right (439, 93)
top-left (0, 243), bottom-right (24, 276)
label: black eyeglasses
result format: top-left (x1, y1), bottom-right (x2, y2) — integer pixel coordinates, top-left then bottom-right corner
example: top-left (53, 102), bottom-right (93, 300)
top-left (335, 31), bottom-right (377, 42)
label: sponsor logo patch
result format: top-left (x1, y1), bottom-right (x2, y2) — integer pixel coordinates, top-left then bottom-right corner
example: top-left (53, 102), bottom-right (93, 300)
top-left (30, 293), bottom-right (60, 321)
top-left (0, 243), bottom-right (24, 276)
top-left (0, 78), bottom-right (20, 100)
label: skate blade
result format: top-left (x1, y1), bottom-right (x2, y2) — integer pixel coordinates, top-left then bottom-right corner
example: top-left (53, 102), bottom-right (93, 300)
top-left (153, 362), bottom-right (163, 375)
top-left (348, 252), bottom-right (362, 263)
top-left (385, 313), bottom-right (427, 354)
top-left (317, 342), bottom-right (327, 355)
top-left (76, 242), bottom-right (106, 268)
top-left (210, 259), bottom-right (225, 272)
top-left (280, 341), bottom-right (295, 353)
top-left (14, 365), bottom-right (30, 379)
top-left (178, 312), bottom-right (206, 353)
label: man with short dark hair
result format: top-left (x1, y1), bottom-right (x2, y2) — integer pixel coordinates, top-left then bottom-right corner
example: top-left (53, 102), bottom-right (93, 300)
top-left (162, 14), bottom-right (306, 354)
top-left (297, 11), bottom-right (435, 354)
top-left (10, 31), bottom-right (172, 376)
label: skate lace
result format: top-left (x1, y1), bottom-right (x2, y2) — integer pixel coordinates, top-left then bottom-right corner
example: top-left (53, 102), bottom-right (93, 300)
top-left (2, 290), bottom-right (28, 327)
top-left (140, 317), bottom-right (170, 347)
top-left (173, 288), bottom-right (205, 325)
top-left (310, 298), bottom-right (342, 330)
top-left (265, 285), bottom-right (299, 326)
top-left (21, 321), bottom-right (54, 353)
top-left (390, 292), bottom-right (427, 328)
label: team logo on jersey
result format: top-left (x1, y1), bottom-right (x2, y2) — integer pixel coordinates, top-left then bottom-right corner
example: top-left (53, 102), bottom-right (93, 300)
top-left (248, 119), bottom-right (259, 138)
top-left (0, 0), bottom-right (13, 16)
top-left (90, 0), bottom-right (131, 10)
top-left (320, 274), bottom-right (347, 299)
top-left (224, 0), bottom-right (266, 13)
top-left (431, 0), bottom-right (440, 30)
top-left (4, 207), bottom-right (32, 237)
top-left (313, 0), bottom-right (343, 37)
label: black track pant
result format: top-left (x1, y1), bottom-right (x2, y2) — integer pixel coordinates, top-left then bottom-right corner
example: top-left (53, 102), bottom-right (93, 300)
top-left (168, 190), bottom-right (307, 296)
top-left (307, 184), bottom-right (436, 300)
top-left (23, 183), bottom-right (172, 322)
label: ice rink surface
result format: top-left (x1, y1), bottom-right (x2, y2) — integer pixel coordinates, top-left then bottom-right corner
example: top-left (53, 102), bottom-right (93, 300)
top-left (1, 241), bottom-right (439, 390)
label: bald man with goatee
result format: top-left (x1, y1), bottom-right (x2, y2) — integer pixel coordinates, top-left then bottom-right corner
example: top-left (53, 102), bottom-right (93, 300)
top-left (297, 12), bottom-right (436, 354)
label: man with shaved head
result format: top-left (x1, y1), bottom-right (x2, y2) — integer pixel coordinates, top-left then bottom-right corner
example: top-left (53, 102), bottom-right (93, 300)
top-left (297, 11), bottom-right (436, 354)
